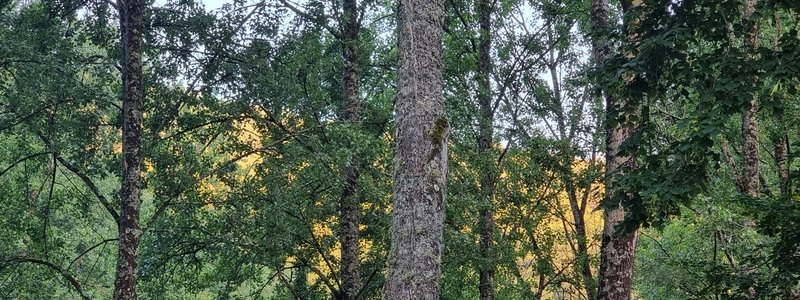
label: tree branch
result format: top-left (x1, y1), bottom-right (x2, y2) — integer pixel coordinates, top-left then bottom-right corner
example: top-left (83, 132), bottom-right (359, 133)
top-left (277, 0), bottom-right (341, 38)
top-left (0, 152), bottom-right (50, 178)
top-left (68, 238), bottom-right (118, 270)
top-left (6, 257), bottom-right (91, 300)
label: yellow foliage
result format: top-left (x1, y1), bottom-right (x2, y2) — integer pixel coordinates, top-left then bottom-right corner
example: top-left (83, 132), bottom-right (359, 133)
top-left (501, 159), bottom-right (605, 298)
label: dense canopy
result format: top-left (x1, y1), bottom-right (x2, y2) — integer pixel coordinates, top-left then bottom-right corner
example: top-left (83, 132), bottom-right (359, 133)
top-left (1, 0), bottom-right (799, 299)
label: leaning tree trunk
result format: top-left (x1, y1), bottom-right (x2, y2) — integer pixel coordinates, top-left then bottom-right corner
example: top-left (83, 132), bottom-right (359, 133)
top-left (476, 0), bottom-right (495, 298)
top-left (339, 0), bottom-right (362, 298)
top-left (592, 0), bottom-right (640, 299)
top-left (114, 0), bottom-right (144, 298)
top-left (383, 0), bottom-right (447, 297)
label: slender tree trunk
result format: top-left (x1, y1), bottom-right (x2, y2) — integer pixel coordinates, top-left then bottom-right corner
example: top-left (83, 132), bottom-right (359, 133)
top-left (114, 0), bottom-right (144, 298)
top-left (742, 0), bottom-right (760, 198)
top-left (774, 135), bottom-right (789, 197)
top-left (771, 12), bottom-right (789, 199)
top-left (566, 181), bottom-right (596, 300)
top-left (742, 98), bottom-right (759, 197)
top-left (592, 1), bottom-right (639, 299)
top-left (383, 0), bottom-right (447, 297)
top-left (339, 0), bottom-right (362, 298)
top-left (548, 44), bottom-right (596, 299)
top-left (476, 0), bottom-right (495, 298)
top-left (340, 165), bottom-right (360, 300)
top-left (741, 3), bottom-right (761, 297)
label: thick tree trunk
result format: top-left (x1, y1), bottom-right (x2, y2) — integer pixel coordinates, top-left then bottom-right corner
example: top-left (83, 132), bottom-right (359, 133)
top-left (383, 0), bottom-right (447, 297)
top-left (114, 0), bottom-right (144, 298)
top-left (592, 1), bottom-right (639, 299)
top-left (339, 0), bottom-right (362, 298)
top-left (476, 0), bottom-right (495, 298)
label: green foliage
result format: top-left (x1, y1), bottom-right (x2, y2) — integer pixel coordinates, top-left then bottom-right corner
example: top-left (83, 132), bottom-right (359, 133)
top-left (2, 0), bottom-right (798, 298)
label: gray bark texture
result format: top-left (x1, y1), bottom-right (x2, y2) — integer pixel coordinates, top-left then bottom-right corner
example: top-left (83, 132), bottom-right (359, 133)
top-left (114, 0), bottom-right (144, 298)
top-left (339, 0), bottom-right (362, 298)
top-left (476, 0), bottom-right (495, 298)
top-left (383, 0), bottom-right (447, 297)
top-left (592, 0), bottom-right (639, 299)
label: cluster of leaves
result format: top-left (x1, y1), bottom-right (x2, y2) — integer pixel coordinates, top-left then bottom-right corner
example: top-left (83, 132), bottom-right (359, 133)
top-left (603, 0), bottom-right (800, 297)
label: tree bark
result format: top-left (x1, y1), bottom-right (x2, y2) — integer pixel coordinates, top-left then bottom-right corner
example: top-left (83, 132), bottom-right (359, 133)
top-left (383, 0), bottom-right (447, 297)
top-left (114, 0), bottom-right (144, 298)
top-left (592, 0), bottom-right (639, 299)
top-left (476, 0), bottom-right (495, 298)
top-left (742, 98), bottom-right (759, 197)
top-left (774, 135), bottom-right (789, 197)
top-left (742, 0), bottom-right (760, 198)
top-left (339, 0), bottom-right (362, 298)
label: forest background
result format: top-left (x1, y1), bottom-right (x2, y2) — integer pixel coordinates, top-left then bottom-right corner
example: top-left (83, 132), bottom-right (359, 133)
top-left (1, 0), bottom-right (799, 299)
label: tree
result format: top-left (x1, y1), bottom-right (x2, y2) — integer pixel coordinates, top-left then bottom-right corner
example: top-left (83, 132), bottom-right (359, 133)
top-left (476, 0), bottom-right (496, 298)
top-left (591, 0), bottom-right (639, 299)
top-left (338, 0), bottom-right (364, 297)
top-left (114, 0), bottom-right (145, 297)
top-left (383, 0), bottom-right (448, 297)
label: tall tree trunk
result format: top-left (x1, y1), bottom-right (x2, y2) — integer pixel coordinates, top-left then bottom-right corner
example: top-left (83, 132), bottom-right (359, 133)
top-left (339, 0), bottom-right (362, 298)
top-left (114, 0), bottom-right (144, 298)
top-left (476, 0), bottom-right (495, 298)
top-left (742, 0), bottom-right (760, 198)
top-left (383, 0), bottom-right (447, 297)
top-left (592, 1), bottom-right (639, 299)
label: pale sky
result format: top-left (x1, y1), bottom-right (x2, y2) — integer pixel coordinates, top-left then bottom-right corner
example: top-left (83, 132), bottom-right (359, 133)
top-left (153, 0), bottom-right (226, 11)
